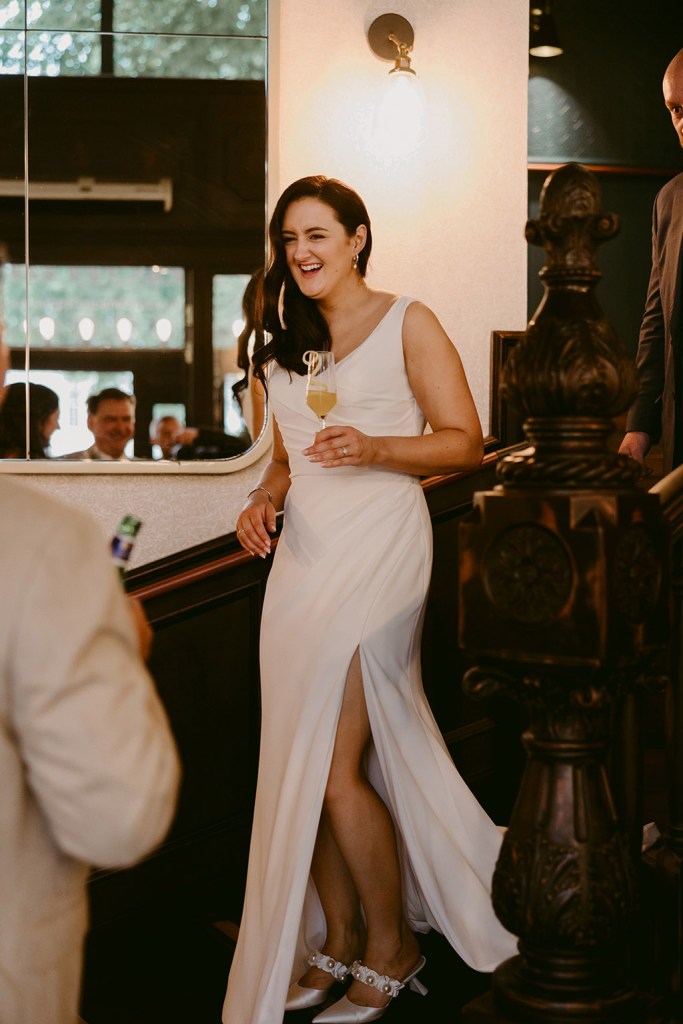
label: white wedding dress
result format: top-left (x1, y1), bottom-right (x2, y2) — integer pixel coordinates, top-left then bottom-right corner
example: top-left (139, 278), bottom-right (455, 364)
top-left (222, 297), bottom-right (517, 1024)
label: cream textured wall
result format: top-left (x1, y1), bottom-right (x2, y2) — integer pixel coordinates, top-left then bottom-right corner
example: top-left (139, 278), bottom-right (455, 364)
top-left (5, 0), bottom-right (528, 566)
top-left (272, 0), bottom-right (529, 432)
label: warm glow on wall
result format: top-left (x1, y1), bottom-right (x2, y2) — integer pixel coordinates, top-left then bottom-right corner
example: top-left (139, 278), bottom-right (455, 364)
top-left (367, 13), bottom-right (425, 159)
top-left (371, 67), bottom-right (425, 159)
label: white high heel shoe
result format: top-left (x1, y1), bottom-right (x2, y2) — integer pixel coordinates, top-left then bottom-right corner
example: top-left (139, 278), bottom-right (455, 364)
top-left (285, 950), bottom-right (350, 1012)
top-left (311, 955), bottom-right (427, 1022)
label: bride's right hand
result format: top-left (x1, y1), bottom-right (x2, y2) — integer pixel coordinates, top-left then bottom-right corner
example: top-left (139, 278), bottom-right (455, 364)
top-left (236, 490), bottom-right (276, 559)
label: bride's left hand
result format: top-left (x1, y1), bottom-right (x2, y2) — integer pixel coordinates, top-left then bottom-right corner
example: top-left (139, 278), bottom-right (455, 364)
top-left (304, 426), bottom-right (378, 467)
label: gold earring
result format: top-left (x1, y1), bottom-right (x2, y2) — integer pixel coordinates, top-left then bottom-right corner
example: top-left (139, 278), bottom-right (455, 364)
top-left (353, 253), bottom-right (359, 269)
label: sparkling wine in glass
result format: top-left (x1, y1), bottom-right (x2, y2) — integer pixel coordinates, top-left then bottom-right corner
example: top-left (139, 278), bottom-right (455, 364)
top-left (304, 350), bottom-right (337, 429)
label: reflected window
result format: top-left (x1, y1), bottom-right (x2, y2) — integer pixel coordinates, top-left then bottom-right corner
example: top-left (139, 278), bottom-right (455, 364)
top-left (2, 264), bottom-right (187, 459)
top-left (213, 272), bottom-right (252, 436)
top-left (3, 264), bottom-right (184, 350)
top-left (114, 0), bottom-right (267, 36)
top-left (0, 0), bottom-right (266, 78)
top-left (114, 34), bottom-right (265, 80)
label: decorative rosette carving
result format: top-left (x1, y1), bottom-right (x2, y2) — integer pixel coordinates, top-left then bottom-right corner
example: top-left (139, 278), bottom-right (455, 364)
top-left (483, 524), bottom-right (572, 624)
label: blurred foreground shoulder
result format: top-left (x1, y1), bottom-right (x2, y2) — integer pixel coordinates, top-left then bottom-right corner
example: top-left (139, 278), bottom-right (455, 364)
top-left (1, 475), bottom-right (180, 868)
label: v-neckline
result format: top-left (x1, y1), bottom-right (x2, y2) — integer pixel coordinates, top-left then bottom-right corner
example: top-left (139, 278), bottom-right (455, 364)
top-left (332, 297), bottom-right (401, 368)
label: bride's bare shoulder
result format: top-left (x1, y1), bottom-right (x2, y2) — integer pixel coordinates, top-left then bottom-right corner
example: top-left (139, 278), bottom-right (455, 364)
top-left (403, 300), bottom-right (440, 329)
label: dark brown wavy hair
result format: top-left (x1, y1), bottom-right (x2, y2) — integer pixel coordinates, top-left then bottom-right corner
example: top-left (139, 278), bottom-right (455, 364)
top-left (0, 382), bottom-right (59, 458)
top-left (232, 267), bottom-right (265, 404)
top-left (253, 176), bottom-right (372, 385)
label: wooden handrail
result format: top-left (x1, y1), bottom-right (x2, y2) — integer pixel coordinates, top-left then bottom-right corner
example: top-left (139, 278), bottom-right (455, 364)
top-left (129, 546), bottom-right (265, 601)
top-left (529, 162), bottom-right (679, 178)
top-left (421, 450), bottom-right (501, 493)
top-left (651, 463), bottom-right (683, 541)
top-left (129, 454), bottom-right (504, 602)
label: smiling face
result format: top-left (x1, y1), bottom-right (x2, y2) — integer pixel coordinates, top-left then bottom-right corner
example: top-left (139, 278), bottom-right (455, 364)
top-left (88, 397), bottom-right (135, 457)
top-left (281, 197), bottom-right (366, 302)
top-left (664, 49), bottom-right (683, 150)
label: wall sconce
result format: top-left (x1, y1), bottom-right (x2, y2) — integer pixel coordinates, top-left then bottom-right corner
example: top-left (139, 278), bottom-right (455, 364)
top-left (367, 13), bottom-right (424, 160)
top-left (367, 12), bottom-right (416, 77)
top-left (529, 1), bottom-right (563, 58)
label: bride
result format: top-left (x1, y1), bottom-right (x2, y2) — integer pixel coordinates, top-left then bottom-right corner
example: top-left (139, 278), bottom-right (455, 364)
top-left (224, 175), bottom-right (517, 1024)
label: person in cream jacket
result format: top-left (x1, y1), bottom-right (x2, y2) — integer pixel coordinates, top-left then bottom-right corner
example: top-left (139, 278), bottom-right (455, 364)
top-left (0, 343), bottom-right (180, 1024)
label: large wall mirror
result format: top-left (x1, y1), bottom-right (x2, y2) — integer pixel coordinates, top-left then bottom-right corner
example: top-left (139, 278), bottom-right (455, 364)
top-left (0, 0), bottom-right (268, 472)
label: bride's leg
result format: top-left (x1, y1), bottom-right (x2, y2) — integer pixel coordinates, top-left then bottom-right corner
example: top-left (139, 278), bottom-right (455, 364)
top-left (295, 815), bottom-right (365, 990)
top-left (320, 650), bottom-right (421, 1008)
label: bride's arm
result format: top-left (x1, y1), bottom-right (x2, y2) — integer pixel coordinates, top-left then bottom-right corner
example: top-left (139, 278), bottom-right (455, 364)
top-left (306, 302), bottom-right (484, 476)
top-left (236, 415), bottom-right (291, 558)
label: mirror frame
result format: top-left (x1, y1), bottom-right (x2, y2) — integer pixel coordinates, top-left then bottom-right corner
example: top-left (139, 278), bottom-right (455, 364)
top-left (0, 412), bottom-right (272, 475)
top-left (0, 5), bottom-right (270, 475)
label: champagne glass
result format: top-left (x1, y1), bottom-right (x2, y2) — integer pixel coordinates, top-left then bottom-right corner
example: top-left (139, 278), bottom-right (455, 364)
top-left (304, 350), bottom-right (337, 429)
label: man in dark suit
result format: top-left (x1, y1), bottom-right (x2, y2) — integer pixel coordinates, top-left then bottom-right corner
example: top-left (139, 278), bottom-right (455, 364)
top-left (620, 48), bottom-right (683, 475)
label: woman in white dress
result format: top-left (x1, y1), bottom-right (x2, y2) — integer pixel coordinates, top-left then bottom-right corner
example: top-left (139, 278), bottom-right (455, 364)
top-left (225, 176), bottom-right (517, 1024)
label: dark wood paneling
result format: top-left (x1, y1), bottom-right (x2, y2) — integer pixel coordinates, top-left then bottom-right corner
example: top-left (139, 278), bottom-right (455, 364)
top-left (90, 550), bottom-right (269, 925)
top-left (423, 458), bottom-right (526, 821)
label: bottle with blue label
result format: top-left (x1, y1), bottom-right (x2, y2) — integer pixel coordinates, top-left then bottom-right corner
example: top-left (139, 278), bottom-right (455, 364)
top-left (111, 514), bottom-right (143, 579)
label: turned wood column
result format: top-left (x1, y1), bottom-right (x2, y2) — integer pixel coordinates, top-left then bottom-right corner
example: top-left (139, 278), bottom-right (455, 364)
top-left (458, 163), bottom-right (669, 1024)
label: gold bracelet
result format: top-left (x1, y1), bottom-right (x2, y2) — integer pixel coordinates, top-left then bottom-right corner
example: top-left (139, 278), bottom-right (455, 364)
top-left (247, 486), bottom-right (273, 503)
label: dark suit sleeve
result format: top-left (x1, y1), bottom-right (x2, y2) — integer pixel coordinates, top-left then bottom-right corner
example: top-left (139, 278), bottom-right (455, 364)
top-left (175, 426), bottom-right (251, 460)
top-left (625, 193), bottom-right (665, 443)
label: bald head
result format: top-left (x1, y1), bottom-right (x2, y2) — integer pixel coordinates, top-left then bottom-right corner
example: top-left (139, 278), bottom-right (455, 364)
top-left (664, 48), bottom-right (683, 150)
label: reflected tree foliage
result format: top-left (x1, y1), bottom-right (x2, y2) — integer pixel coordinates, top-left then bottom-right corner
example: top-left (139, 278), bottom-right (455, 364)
top-left (0, 0), bottom-right (266, 77)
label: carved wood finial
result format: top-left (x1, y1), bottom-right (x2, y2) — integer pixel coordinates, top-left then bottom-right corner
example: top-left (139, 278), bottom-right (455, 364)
top-left (525, 161), bottom-right (619, 282)
top-left (458, 162), bottom-right (670, 1024)
top-left (499, 163), bottom-right (639, 488)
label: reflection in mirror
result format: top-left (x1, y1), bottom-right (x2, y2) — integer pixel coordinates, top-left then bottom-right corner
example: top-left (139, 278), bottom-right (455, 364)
top-left (0, 0), bottom-right (267, 465)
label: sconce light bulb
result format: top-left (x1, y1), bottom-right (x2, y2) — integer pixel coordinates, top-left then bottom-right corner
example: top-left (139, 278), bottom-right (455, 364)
top-left (116, 316), bottom-right (133, 343)
top-left (78, 316), bottom-right (95, 343)
top-left (39, 316), bottom-right (55, 341)
top-left (155, 317), bottom-right (172, 344)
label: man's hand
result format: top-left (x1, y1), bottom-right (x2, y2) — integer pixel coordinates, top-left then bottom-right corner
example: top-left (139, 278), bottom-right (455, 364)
top-left (618, 431), bottom-right (651, 472)
top-left (127, 596), bottom-right (153, 661)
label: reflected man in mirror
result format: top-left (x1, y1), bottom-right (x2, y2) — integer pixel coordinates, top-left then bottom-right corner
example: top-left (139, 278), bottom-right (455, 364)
top-left (62, 387), bottom-right (136, 461)
top-left (149, 414), bottom-right (183, 460)
top-left (149, 413), bottom-right (252, 461)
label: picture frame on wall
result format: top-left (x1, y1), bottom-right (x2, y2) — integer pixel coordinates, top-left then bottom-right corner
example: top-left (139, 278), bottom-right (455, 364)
top-left (486, 329), bottom-right (526, 451)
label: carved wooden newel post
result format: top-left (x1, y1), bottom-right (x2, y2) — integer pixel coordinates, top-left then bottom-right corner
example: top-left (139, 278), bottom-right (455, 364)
top-left (459, 163), bottom-right (669, 1023)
